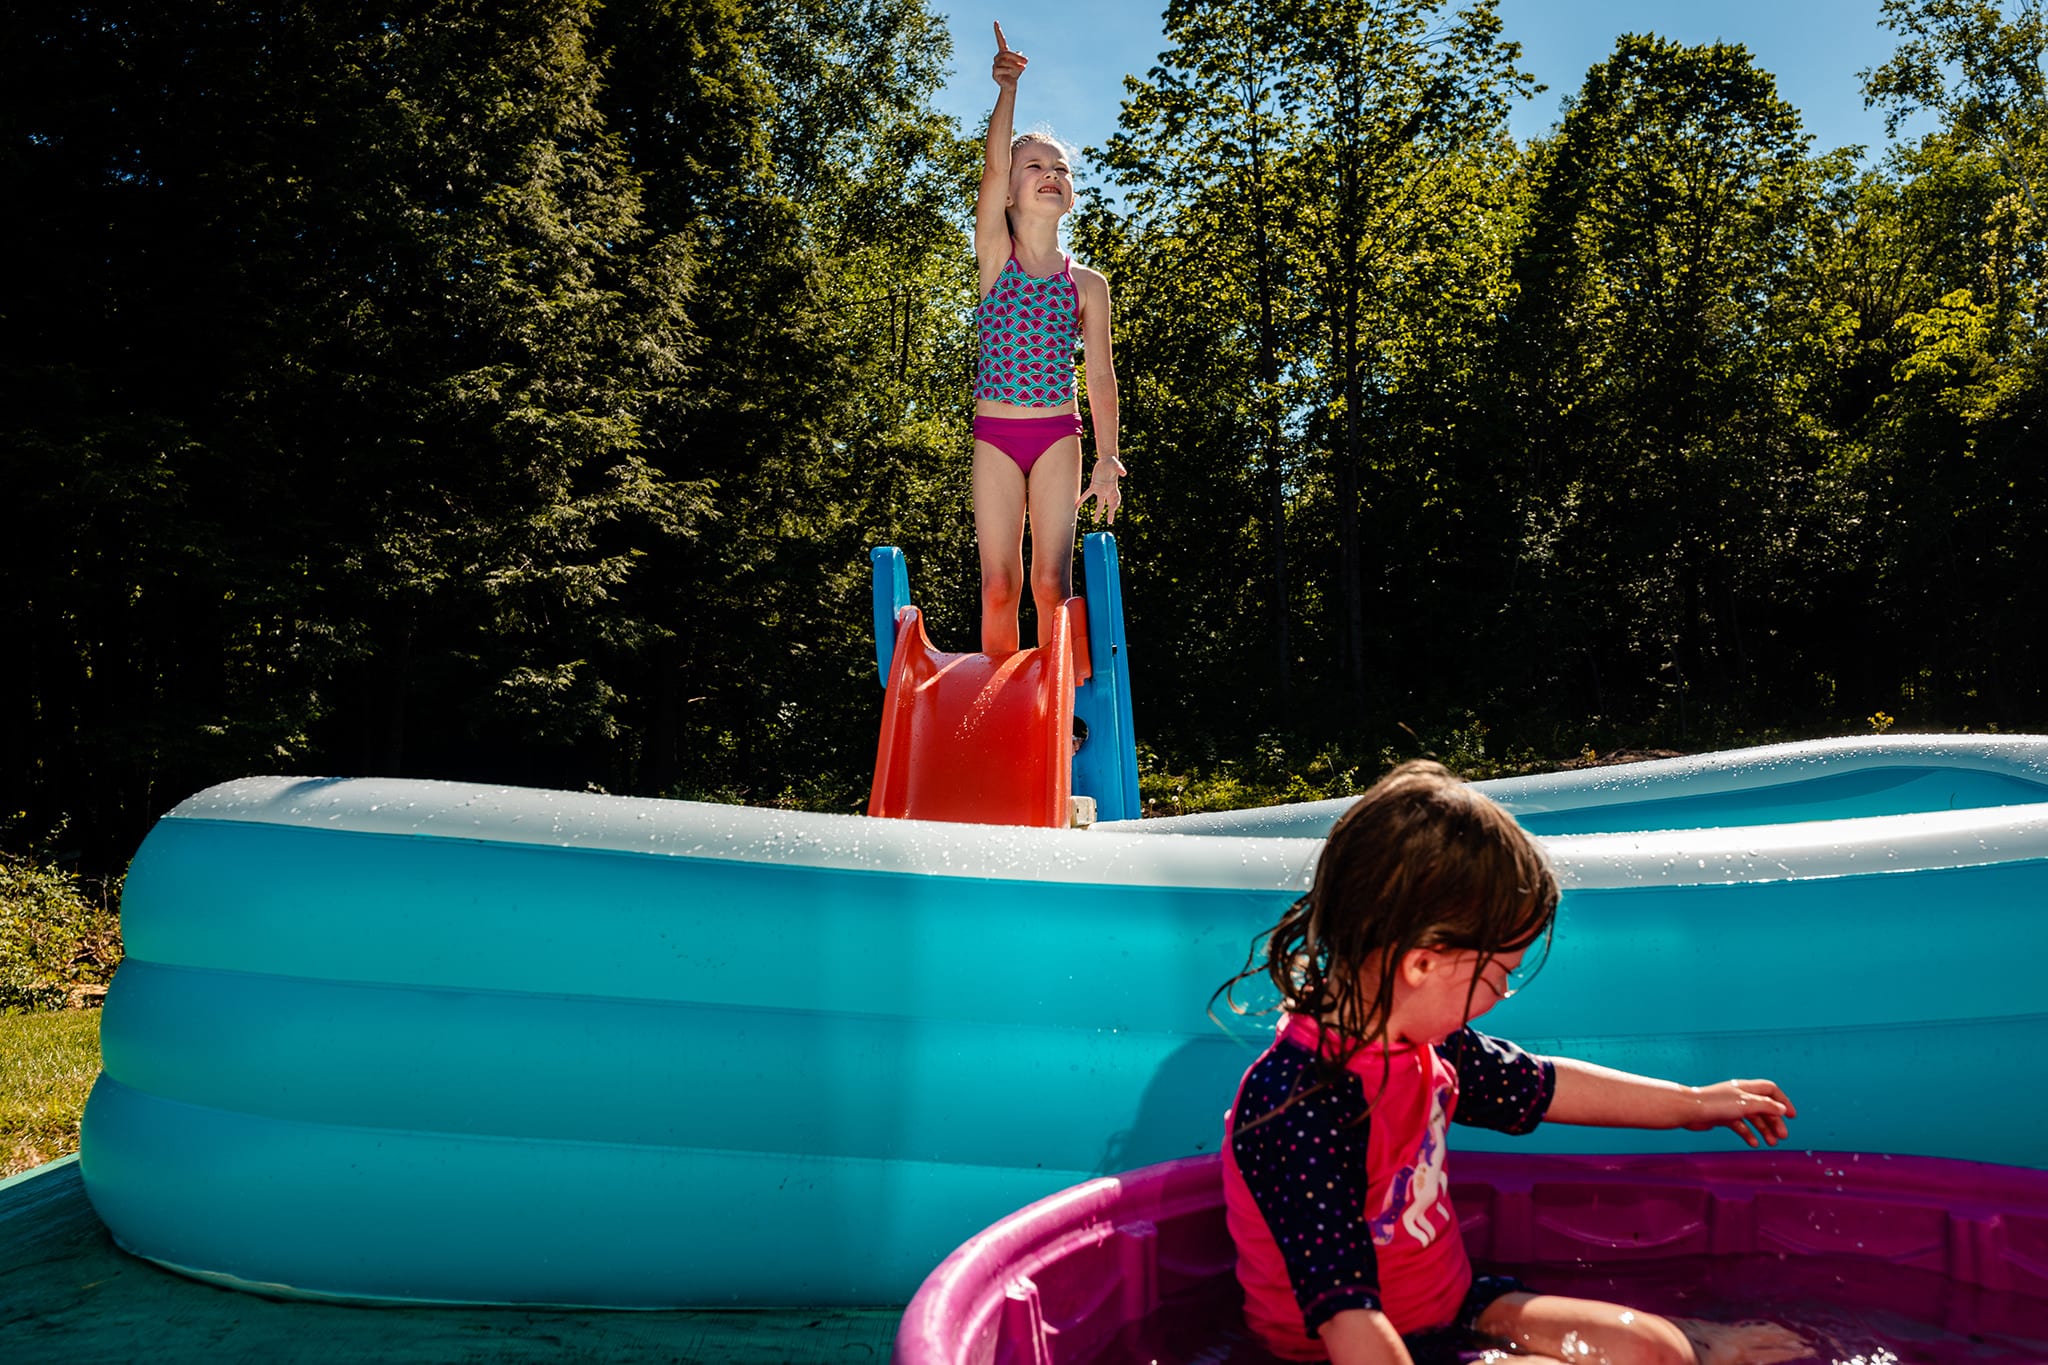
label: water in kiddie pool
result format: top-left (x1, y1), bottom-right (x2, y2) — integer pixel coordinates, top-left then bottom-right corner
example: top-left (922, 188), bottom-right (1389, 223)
top-left (1090, 1254), bottom-right (2048, 1364)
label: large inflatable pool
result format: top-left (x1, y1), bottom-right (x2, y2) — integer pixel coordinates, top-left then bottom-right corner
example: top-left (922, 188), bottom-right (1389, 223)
top-left (80, 735), bottom-right (2048, 1307)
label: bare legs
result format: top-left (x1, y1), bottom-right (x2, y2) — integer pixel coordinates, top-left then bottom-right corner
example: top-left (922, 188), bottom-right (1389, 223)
top-left (1471, 1293), bottom-right (1808, 1365)
top-left (973, 435), bottom-right (1083, 653)
top-left (971, 439), bottom-right (1027, 653)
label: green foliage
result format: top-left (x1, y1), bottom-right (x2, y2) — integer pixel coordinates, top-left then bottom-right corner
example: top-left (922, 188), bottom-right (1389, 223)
top-left (2, 1), bottom-right (715, 859)
top-left (6, 0), bottom-right (2048, 865)
top-left (1137, 715), bottom-right (1561, 817)
top-left (1866, 0), bottom-right (2046, 221)
top-left (1, 0), bottom-right (972, 867)
top-left (592, 0), bottom-right (976, 805)
top-left (1089, 5), bottom-right (2047, 763)
top-left (1139, 736), bottom-right (1363, 817)
top-left (1089, 0), bottom-right (1536, 728)
top-left (1500, 35), bottom-right (1838, 739)
top-left (0, 858), bottom-right (121, 1015)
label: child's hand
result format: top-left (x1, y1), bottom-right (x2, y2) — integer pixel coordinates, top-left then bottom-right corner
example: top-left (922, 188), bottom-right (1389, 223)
top-left (993, 22), bottom-right (1026, 88)
top-left (1683, 1079), bottom-right (1796, 1148)
top-left (1079, 456), bottom-right (1125, 524)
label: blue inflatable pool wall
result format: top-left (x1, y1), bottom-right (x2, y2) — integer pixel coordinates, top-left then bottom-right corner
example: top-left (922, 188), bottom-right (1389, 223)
top-left (80, 735), bottom-right (2048, 1306)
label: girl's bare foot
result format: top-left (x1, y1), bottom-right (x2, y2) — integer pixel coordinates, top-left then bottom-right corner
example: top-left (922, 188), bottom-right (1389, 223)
top-left (1676, 1317), bottom-right (1810, 1365)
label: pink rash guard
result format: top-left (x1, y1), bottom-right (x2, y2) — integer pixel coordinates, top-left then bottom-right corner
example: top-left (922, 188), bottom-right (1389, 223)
top-left (1222, 1013), bottom-right (1555, 1360)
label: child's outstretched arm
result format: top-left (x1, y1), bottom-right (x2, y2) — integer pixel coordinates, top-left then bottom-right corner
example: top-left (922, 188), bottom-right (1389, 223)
top-left (1544, 1058), bottom-right (1796, 1148)
top-left (976, 23), bottom-right (1024, 292)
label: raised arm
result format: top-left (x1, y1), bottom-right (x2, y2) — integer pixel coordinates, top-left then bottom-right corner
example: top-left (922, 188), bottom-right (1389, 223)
top-left (1543, 1057), bottom-right (1796, 1148)
top-left (1075, 265), bottom-right (1124, 523)
top-left (977, 23), bottom-right (1024, 292)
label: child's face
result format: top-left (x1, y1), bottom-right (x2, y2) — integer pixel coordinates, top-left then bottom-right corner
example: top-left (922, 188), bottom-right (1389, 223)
top-left (1009, 140), bottom-right (1074, 219)
top-left (1394, 945), bottom-right (1525, 1045)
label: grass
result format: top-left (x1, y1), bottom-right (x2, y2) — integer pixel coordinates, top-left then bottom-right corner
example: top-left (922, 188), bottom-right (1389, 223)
top-left (1, 1007), bottom-right (101, 1180)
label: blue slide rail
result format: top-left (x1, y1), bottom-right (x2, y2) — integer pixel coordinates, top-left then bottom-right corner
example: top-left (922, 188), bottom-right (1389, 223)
top-left (871, 545), bottom-right (911, 685)
top-left (1074, 532), bottom-right (1140, 821)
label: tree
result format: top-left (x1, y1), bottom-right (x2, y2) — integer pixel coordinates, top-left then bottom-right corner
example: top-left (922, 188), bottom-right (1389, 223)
top-left (1287, 0), bottom-right (1532, 709)
top-left (1865, 0), bottom-right (2046, 222)
top-left (594, 0), bottom-right (976, 804)
top-left (1503, 36), bottom-right (1832, 737)
top-left (1095, 0), bottom-right (1531, 726)
top-left (0, 1), bottom-right (706, 863)
top-left (1069, 193), bottom-right (1276, 748)
top-left (1833, 3), bottom-right (2048, 725)
top-left (1099, 0), bottom-right (1314, 704)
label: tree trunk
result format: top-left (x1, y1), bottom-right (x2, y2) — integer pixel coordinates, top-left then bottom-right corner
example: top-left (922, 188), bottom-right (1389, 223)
top-left (1338, 229), bottom-right (1365, 710)
top-left (1251, 131), bottom-right (1290, 704)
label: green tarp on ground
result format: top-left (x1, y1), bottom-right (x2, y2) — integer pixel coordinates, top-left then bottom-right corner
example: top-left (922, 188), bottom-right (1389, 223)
top-left (0, 1157), bottom-right (901, 1364)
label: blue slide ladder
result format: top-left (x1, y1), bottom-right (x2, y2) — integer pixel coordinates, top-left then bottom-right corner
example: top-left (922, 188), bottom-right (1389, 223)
top-left (869, 532), bottom-right (1140, 822)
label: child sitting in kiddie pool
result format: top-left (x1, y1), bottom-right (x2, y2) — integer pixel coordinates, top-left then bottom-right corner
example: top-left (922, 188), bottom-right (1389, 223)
top-left (1218, 761), bottom-right (1811, 1365)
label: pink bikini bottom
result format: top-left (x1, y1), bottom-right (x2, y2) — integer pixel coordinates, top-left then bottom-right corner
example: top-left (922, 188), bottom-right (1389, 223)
top-left (975, 413), bottom-right (1084, 476)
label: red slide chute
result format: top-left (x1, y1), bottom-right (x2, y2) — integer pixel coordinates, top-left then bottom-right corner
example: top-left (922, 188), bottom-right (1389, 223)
top-left (868, 599), bottom-right (1092, 827)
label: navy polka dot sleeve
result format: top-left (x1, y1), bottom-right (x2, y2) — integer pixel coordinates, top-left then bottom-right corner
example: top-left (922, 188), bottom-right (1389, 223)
top-left (1228, 1039), bottom-right (1383, 1339)
top-left (1437, 1026), bottom-right (1555, 1135)
top-left (1230, 1029), bottom-right (1555, 1344)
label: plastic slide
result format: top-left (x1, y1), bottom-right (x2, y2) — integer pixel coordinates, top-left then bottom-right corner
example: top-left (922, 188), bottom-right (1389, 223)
top-left (867, 532), bottom-right (1140, 826)
top-left (867, 596), bottom-right (1085, 827)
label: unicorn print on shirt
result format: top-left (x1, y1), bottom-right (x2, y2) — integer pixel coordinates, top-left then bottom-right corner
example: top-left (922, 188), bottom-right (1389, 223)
top-left (1368, 1081), bottom-right (1456, 1248)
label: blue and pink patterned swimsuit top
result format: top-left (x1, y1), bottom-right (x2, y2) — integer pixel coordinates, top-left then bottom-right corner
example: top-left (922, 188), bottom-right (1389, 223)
top-left (975, 252), bottom-right (1079, 406)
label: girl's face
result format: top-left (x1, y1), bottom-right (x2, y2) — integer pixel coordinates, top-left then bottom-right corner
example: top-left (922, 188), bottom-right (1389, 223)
top-left (1393, 945), bottom-right (1525, 1045)
top-left (1009, 139), bottom-right (1074, 219)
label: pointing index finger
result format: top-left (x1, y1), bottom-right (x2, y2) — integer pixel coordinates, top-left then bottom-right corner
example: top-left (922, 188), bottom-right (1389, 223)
top-left (994, 20), bottom-right (1009, 52)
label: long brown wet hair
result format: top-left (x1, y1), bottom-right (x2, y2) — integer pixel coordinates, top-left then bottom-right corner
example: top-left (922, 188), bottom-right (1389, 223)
top-left (1215, 760), bottom-right (1560, 1107)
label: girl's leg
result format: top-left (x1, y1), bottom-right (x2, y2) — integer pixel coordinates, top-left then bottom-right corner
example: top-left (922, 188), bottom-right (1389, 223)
top-left (1022, 435), bottom-right (1083, 648)
top-left (973, 440), bottom-right (1029, 653)
top-left (1474, 1294), bottom-right (1806, 1365)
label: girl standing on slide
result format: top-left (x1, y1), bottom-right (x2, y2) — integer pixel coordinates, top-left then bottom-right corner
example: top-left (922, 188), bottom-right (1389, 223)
top-left (974, 21), bottom-right (1123, 653)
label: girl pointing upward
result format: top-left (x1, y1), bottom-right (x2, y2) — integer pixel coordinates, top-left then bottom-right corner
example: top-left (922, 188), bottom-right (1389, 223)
top-left (972, 21), bottom-right (1123, 654)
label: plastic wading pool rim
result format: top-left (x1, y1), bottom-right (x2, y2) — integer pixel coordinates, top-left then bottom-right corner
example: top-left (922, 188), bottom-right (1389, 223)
top-left (890, 1150), bottom-right (2048, 1365)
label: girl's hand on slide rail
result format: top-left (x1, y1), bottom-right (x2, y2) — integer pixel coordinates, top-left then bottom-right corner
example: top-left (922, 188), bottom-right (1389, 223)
top-left (993, 22), bottom-right (1026, 88)
top-left (1683, 1078), bottom-right (1796, 1147)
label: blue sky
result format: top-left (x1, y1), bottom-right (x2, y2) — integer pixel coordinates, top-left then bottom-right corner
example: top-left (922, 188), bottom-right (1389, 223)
top-left (928, 0), bottom-right (1931, 168)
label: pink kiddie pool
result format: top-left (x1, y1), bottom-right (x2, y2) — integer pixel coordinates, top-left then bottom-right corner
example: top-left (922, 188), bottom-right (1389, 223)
top-left (894, 1152), bottom-right (2048, 1365)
